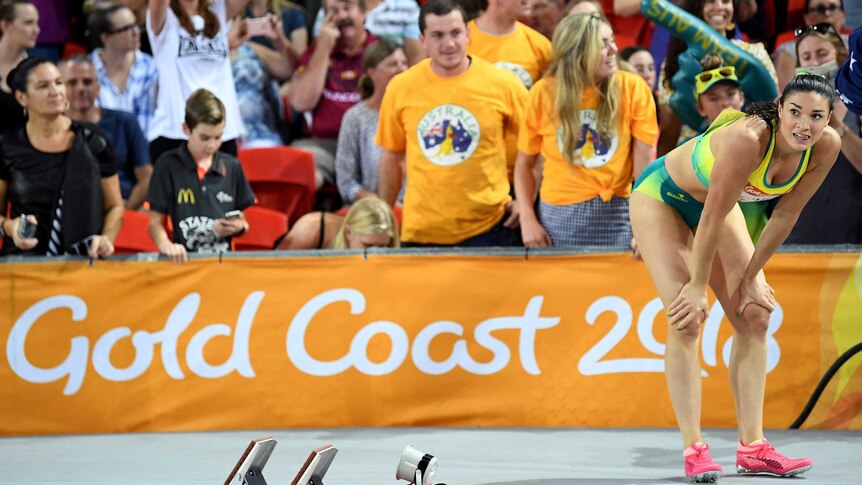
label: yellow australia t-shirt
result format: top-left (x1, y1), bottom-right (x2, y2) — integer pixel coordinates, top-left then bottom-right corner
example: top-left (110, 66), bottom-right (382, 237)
top-left (377, 57), bottom-right (528, 244)
top-left (466, 20), bottom-right (552, 89)
top-left (518, 70), bottom-right (658, 205)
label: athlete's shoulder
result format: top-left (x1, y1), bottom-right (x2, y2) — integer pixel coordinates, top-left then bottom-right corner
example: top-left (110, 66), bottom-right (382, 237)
top-left (809, 125), bottom-right (842, 165)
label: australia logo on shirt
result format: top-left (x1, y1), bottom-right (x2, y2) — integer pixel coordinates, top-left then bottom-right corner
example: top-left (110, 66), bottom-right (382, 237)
top-left (556, 109), bottom-right (619, 169)
top-left (495, 61), bottom-right (533, 89)
top-left (417, 104), bottom-right (480, 167)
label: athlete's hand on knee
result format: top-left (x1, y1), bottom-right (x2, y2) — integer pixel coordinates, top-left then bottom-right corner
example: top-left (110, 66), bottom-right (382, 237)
top-left (735, 278), bottom-right (776, 317)
top-left (668, 282), bottom-right (709, 330)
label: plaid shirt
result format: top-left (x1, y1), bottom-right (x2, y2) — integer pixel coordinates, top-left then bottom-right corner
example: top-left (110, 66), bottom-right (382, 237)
top-left (90, 49), bottom-right (159, 136)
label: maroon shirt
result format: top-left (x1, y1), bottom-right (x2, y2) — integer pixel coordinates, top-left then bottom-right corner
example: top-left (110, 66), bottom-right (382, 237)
top-left (298, 32), bottom-right (379, 140)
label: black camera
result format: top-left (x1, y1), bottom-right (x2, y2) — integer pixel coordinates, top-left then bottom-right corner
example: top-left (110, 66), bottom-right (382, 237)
top-left (17, 215), bottom-right (36, 239)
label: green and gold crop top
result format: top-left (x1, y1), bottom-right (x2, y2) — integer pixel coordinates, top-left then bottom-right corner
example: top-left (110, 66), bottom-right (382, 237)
top-left (691, 109), bottom-right (811, 203)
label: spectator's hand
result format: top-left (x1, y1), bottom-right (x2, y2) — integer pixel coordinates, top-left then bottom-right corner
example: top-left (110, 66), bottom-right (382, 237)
top-left (264, 14), bottom-right (283, 43)
top-left (630, 237), bottom-right (642, 260)
top-left (520, 216), bottom-right (551, 247)
top-left (228, 18), bottom-right (251, 49)
top-left (214, 217), bottom-right (246, 237)
top-left (87, 235), bottom-right (115, 259)
top-left (503, 201), bottom-right (520, 229)
top-left (9, 215), bottom-right (38, 251)
top-left (159, 241), bottom-right (188, 264)
top-left (318, 11), bottom-right (341, 50)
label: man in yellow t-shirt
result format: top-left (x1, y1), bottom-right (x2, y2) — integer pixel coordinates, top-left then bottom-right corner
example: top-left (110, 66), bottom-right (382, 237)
top-left (466, 0), bottom-right (552, 89)
top-left (377, 0), bottom-right (528, 246)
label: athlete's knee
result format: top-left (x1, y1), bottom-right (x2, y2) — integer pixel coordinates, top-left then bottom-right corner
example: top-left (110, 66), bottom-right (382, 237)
top-left (734, 305), bottom-right (770, 336)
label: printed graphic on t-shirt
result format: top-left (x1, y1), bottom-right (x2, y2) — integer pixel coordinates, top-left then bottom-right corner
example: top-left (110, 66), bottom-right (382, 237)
top-left (417, 104), bottom-right (480, 167)
top-left (556, 110), bottom-right (619, 169)
top-left (178, 32), bottom-right (228, 59)
top-left (494, 61), bottom-right (533, 89)
top-left (179, 216), bottom-right (229, 253)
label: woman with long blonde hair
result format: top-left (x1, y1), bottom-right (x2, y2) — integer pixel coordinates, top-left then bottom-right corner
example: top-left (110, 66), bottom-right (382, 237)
top-left (515, 13), bottom-right (657, 247)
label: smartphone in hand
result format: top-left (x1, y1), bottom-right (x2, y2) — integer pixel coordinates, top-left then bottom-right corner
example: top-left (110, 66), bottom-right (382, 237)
top-left (17, 215), bottom-right (36, 239)
top-left (224, 210), bottom-right (242, 220)
top-left (245, 17), bottom-right (273, 37)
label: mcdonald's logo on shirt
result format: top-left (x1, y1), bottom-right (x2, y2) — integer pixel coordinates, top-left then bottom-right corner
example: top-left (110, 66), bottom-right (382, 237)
top-left (177, 189), bottom-right (196, 205)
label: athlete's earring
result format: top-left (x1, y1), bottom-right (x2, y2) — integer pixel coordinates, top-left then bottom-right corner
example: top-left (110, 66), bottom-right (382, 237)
top-left (64, 100), bottom-right (70, 112)
top-left (22, 107), bottom-right (27, 118)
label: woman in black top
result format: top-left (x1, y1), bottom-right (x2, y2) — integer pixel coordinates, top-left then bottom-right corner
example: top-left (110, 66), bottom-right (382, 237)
top-left (0, 0), bottom-right (39, 134)
top-left (0, 57), bottom-right (124, 257)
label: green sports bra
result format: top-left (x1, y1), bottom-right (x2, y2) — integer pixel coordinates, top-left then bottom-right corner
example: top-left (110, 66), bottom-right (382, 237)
top-left (691, 109), bottom-right (811, 203)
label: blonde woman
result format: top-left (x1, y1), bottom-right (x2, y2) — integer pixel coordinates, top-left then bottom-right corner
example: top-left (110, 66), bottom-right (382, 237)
top-left (276, 197), bottom-right (400, 249)
top-left (515, 13), bottom-right (657, 247)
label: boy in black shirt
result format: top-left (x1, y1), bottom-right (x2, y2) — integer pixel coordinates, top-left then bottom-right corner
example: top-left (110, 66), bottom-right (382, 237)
top-left (146, 89), bottom-right (254, 263)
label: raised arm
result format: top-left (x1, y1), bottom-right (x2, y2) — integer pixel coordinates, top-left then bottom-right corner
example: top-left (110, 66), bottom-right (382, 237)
top-left (289, 12), bottom-right (340, 112)
top-left (148, 0), bottom-right (170, 36)
top-left (227, 0), bottom-right (253, 20)
top-left (614, 0), bottom-right (642, 16)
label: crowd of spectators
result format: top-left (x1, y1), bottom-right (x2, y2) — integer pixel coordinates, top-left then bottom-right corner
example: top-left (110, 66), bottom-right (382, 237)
top-left (0, 0), bottom-right (861, 260)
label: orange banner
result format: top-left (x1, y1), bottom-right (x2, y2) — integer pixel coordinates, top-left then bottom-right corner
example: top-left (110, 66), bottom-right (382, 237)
top-left (1, 252), bottom-right (860, 436)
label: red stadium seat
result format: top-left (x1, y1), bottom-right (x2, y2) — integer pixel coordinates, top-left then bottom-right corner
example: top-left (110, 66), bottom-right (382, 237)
top-left (233, 206), bottom-right (288, 251)
top-left (114, 209), bottom-right (159, 254)
top-left (238, 147), bottom-right (316, 227)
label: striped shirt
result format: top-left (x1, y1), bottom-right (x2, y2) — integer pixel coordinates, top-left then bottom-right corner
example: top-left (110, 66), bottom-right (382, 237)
top-left (313, 0), bottom-right (420, 45)
top-left (90, 49), bottom-right (159, 137)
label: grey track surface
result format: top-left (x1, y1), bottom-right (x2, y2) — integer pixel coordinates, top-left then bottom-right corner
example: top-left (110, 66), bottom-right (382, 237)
top-left (0, 427), bottom-right (859, 484)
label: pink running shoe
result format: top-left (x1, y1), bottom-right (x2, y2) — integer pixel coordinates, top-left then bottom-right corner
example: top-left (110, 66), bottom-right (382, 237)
top-left (683, 442), bottom-right (723, 483)
top-left (736, 438), bottom-right (813, 477)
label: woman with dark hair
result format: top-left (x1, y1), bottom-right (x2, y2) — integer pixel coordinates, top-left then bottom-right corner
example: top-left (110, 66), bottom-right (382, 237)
top-left (335, 39), bottom-right (406, 204)
top-left (0, 57), bottom-right (124, 257)
top-left (88, 3), bottom-right (158, 136)
top-left (631, 74), bottom-right (840, 482)
top-left (620, 45), bottom-right (656, 92)
top-left (147, 0), bottom-right (249, 161)
top-left (657, 0), bottom-right (776, 156)
top-left (0, 0), bottom-right (38, 133)
top-left (784, 22), bottom-right (862, 244)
